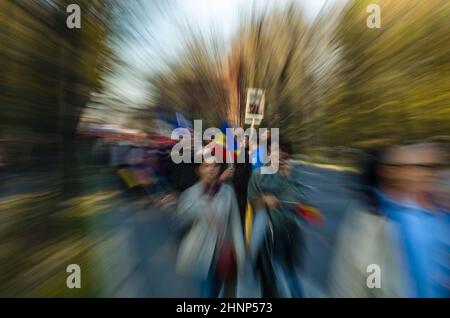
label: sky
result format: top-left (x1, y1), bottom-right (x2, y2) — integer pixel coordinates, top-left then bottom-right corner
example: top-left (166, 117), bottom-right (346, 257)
top-left (106, 0), bottom-right (337, 108)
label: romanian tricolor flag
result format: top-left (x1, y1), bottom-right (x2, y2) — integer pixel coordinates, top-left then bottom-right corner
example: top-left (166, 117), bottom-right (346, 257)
top-left (206, 122), bottom-right (241, 163)
top-left (220, 121), bottom-right (241, 162)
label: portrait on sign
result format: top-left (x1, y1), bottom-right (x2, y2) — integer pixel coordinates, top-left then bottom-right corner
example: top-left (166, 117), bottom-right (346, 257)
top-left (245, 88), bottom-right (265, 125)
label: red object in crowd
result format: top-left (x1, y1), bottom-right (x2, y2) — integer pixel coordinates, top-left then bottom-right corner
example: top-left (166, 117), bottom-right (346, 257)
top-left (295, 203), bottom-right (324, 226)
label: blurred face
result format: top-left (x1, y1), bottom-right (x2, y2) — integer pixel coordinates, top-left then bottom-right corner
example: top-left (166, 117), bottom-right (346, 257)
top-left (403, 147), bottom-right (445, 195)
top-left (266, 143), bottom-right (289, 173)
top-left (380, 145), bottom-right (446, 196)
top-left (197, 162), bottom-right (220, 184)
top-left (279, 149), bottom-right (290, 166)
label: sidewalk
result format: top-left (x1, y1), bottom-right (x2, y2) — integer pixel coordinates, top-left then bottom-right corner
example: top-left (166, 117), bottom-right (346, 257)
top-left (293, 159), bottom-right (359, 173)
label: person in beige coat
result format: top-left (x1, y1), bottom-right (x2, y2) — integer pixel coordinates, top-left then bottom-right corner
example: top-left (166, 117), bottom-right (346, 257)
top-left (175, 161), bottom-right (245, 297)
top-left (330, 149), bottom-right (412, 298)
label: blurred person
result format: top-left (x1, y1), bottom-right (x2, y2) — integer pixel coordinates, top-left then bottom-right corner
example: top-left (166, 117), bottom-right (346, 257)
top-left (175, 160), bottom-right (245, 298)
top-left (167, 137), bottom-right (198, 194)
top-left (168, 139), bottom-right (211, 244)
top-left (232, 135), bottom-right (253, 228)
top-left (133, 143), bottom-right (172, 205)
top-left (247, 140), bottom-right (307, 297)
top-left (219, 135), bottom-right (253, 229)
top-left (330, 149), bottom-right (408, 297)
top-left (331, 144), bottom-right (449, 297)
top-left (378, 143), bottom-right (449, 297)
top-left (250, 129), bottom-right (271, 171)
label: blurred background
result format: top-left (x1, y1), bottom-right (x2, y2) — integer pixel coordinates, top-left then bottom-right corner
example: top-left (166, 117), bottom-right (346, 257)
top-left (0, 0), bottom-right (448, 297)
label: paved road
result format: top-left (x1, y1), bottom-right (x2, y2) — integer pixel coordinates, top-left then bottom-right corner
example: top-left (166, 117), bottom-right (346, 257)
top-left (90, 163), bottom-right (361, 297)
top-left (295, 164), bottom-right (360, 297)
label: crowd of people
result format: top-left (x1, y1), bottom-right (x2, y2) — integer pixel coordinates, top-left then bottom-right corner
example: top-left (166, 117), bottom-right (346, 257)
top-left (95, 127), bottom-right (449, 298)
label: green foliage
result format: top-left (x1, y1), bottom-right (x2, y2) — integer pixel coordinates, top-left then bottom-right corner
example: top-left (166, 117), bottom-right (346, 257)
top-left (147, 1), bottom-right (450, 151)
top-left (0, 0), bottom-right (115, 139)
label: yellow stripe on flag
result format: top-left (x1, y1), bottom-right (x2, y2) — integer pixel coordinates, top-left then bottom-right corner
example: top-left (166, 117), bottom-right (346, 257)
top-left (245, 202), bottom-right (253, 253)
